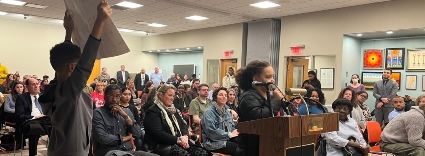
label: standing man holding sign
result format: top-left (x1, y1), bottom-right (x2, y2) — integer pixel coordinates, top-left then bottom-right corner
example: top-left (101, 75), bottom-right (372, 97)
top-left (43, 1), bottom-right (112, 155)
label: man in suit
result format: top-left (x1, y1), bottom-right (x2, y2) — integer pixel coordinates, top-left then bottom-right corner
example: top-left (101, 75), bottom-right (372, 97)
top-left (134, 68), bottom-right (149, 92)
top-left (117, 65), bottom-right (130, 89)
top-left (15, 78), bottom-right (43, 156)
top-left (373, 68), bottom-right (398, 126)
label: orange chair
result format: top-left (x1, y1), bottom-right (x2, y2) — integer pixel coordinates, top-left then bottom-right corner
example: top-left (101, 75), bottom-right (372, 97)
top-left (366, 121), bottom-right (395, 155)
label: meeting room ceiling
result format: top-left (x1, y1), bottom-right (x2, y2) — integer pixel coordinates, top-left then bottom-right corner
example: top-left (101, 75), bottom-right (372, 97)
top-left (0, 0), bottom-right (391, 36)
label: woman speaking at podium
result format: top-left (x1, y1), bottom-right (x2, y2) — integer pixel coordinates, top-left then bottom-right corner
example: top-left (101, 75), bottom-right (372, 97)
top-left (234, 60), bottom-right (284, 156)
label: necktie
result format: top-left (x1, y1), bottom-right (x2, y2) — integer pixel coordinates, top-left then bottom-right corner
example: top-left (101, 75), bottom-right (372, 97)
top-left (383, 80), bottom-right (388, 86)
top-left (34, 96), bottom-right (43, 114)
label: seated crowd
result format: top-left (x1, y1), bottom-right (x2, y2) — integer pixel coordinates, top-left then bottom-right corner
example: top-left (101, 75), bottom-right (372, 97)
top-left (0, 7), bottom-right (421, 155)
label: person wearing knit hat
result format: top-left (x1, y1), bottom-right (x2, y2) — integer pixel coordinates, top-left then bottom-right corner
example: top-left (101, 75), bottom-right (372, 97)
top-left (322, 98), bottom-right (370, 155)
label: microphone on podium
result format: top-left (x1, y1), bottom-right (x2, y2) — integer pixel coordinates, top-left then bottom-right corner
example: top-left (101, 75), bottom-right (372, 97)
top-left (251, 81), bottom-right (274, 87)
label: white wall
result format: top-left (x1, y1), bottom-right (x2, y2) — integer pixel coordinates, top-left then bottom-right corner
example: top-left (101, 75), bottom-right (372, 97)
top-left (314, 56), bottom-right (336, 102)
top-left (342, 36), bottom-right (362, 88)
top-left (139, 24), bottom-right (243, 83)
top-left (279, 0), bottom-right (425, 100)
top-left (0, 18), bottom-right (156, 79)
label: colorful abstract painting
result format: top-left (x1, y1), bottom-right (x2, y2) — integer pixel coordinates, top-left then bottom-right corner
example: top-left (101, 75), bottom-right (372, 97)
top-left (385, 48), bottom-right (405, 70)
top-left (363, 49), bottom-right (384, 69)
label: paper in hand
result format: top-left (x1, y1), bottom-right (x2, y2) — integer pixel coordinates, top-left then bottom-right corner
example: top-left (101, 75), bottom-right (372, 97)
top-left (64, 0), bottom-right (130, 58)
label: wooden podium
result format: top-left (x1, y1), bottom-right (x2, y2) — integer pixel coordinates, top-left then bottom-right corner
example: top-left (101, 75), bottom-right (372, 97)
top-left (238, 113), bottom-right (339, 156)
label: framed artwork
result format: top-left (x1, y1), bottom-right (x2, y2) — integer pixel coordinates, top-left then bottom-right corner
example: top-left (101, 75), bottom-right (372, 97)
top-left (363, 49), bottom-right (384, 69)
top-left (361, 72), bottom-right (382, 89)
top-left (423, 75), bottom-right (425, 91)
top-left (385, 48), bottom-right (405, 70)
top-left (405, 75), bottom-right (417, 90)
top-left (390, 72), bottom-right (401, 90)
top-left (319, 68), bottom-right (334, 89)
top-left (406, 49), bottom-right (425, 70)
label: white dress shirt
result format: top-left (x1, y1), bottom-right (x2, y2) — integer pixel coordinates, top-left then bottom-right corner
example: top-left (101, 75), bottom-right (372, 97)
top-left (122, 71), bottom-right (125, 83)
top-left (30, 94), bottom-right (42, 117)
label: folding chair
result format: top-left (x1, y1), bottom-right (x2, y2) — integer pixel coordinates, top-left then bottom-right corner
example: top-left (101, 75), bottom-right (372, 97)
top-left (366, 121), bottom-right (396, 156)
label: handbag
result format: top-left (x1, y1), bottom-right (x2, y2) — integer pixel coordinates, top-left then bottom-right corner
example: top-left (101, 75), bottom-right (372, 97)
top-left (342, 136), bottom-right (364, 156)
top-left (315, 135), bottom-right (327, 156)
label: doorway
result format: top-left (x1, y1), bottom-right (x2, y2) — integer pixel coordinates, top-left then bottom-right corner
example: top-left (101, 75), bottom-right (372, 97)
top-left (220, 59), bottom-right (237, 86)
top-left (286, 57), bottom-right (309, 89)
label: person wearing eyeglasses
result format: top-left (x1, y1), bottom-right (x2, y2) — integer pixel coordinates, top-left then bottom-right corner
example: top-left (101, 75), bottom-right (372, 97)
top-left (356, 91), bottom-right (372, 121)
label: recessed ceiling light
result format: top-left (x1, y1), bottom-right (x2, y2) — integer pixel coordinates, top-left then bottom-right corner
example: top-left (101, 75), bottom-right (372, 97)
top-left (149, 51), bottom-right (152, 52)
top-left (166, 49), bottom-right (170, 52)
top-left (157, 50), bottom-right (160, 52)
top-left (250, 1), bottom-right (280, 9)
top-left (176, 49), bottom-right (179, 50)
top-left (24, 3), bottom-right (48, 9)
top-left (198, 47), bottom-right (202, 49)
top-left (186, 48), bottom-right (190, 50)
top-left (185, 15), bottom-right (209, 21)
top-left (386, 31), bottom-right (393, 34)
top-left (0, 0), bottom-right (26, 6)
top-left (118, 28), bottom-right (135, 32)
top-left (356, 34), bottom-right (362, 37)
top-left (148, 23), bottom-right (167, 27)
top-left (115, 1), bottom-right (143, 9)
top-left (0, 11), bottom-right (7, 15)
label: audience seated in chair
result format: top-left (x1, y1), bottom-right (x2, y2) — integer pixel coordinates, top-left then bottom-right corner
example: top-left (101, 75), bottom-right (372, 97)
top-left (120, 87), bottom-right (143, 150)
top-left (298, 89), bottom-right (327, 115)
top-left (3, 81), bottom-right (24, 123)
top-left (380, 94), bottom-right (425, 155)
top-left (201, 87), bottom-right (238, 155)
top-left (388, 96), bottom-right (405, 122)
top-left (189, 84), bottom-right (212, 132)
top-left (92, 84), bottom-right (155, 156)
top-left (322, 98), bottom-right (370, 156)
top-left (144, 85), bottom-right (209, 156)
top-left (15, 78), bottom-right (43, 155)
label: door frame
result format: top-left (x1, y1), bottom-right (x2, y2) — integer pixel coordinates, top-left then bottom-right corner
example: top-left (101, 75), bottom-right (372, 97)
top-left (219, 58), bottom-right (238, 86)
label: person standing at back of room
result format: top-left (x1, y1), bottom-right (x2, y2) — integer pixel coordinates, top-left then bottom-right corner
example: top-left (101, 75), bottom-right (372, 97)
top-left (116, 65), bottom-right (130, 89)
top-left (373, 68), bottom-right (398, 126)
top-left (40, 1), bottom-right (112, 155)
top-left (150, 66), bottom-right (163, 87)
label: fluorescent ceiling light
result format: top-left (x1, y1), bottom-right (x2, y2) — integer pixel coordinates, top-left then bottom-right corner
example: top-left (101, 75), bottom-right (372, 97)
top-left (250, 1), bottom-right (280, 9)
top-left (356, 34), bottom-right (362, 37)
top-left (386, 31), bottom-right (393, 34)
top-left (176, 49), bottom-right (180, 50)
top-left (186, 48), bottom-right (190, 50)
top-left (118, 28), bottom-right (135, 32)
top-left (185, 15), bottom-right (209, 21)
top-left (54, 19), bottom-right (64, 24)
top-left (198, 47), bottom-right (202, 49)
top-left (157, 50), bottom-right (160, 52)
top-left (0, 0), bottom-right (26, 5)
top-left (149, 51), bottom-right (152, 52)
top-left (25, 3), bottom-right (48, 9)
top-left (0, 11), bottom-right (7, 15)
top-left (148, 23), bottom-right (167, 27)
top-left (166, 49), bottom-right (170, 51)
top-left (115, 1), bottom-right (143, 9)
